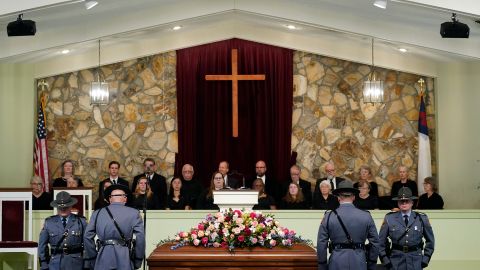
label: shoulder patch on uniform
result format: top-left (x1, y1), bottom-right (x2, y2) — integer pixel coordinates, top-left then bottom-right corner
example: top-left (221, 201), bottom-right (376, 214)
top-left (416, 211), bottom-right (426, 216)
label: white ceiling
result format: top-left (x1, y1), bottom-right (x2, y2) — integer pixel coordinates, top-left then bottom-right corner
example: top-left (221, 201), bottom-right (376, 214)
top-left (0, 0), bottom-right (479, 76)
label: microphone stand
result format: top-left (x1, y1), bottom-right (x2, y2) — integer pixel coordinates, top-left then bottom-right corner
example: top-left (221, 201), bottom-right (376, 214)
top-left (142, 191), bottom-right (147, 270)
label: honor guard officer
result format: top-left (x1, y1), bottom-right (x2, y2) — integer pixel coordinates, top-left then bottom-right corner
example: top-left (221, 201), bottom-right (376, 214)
top-left (84, 184), bottom-right (145, 270)
top-left (317, 181), bottom-right (380, 270)
top-left (379, 187), bottom-right (435, 270)
top-left (38, 191), bottom-right (87, 270)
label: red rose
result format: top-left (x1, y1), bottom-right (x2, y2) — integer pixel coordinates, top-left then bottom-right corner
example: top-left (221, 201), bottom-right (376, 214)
top-left (224, 216), bottom-right (231, 222)
top-left (234, 210), bottom-right (242, 216)
top-left (201, 237), bottom-right (208, 245)
top-left (198, 224), bottom-right (205, 230)
top-left (238, 235), bottom-right (245, 242)
top-left (221, 242), bottom-right (228, 248)
top-left (250, 212), bottom-right (257, 219)
top-left (244, 228), bottom-right (251, 236)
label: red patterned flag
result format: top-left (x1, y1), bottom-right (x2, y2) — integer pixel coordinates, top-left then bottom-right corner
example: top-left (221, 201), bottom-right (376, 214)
top-left (34, 94), bottom-right (50, 192)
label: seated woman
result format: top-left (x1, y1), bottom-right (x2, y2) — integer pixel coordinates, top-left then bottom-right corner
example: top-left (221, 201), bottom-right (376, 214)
top-left (167, 177), bottom-right (191, 210)
top-left (94, 180), bottom-right (111, 209)
top-left (354, 181), bottom-right (379, 210)
top-left (353, 165), bottom-right (378, 197)
top-left (131, 176), bottom-right (159, 210)
top-left (417, 177), bottom-right (444, 209)
top-left (312, 180), bottom-right (338, 210)
top-left (52, 160), bottom-right (84, 187)
top-left (196, 171), bottom-right (225, 210)
top-left (31, 175), bottom-right (53, 210)
top-left (252, 178), bottom-right (276, 210)
top-left (280, 182), bottom-right (309, 209)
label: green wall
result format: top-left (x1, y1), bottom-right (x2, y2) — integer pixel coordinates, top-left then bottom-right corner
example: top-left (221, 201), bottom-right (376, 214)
top-left (0, 64), bottom-right (35, 187)
top-left (437, 61), bottom-right (480, 209)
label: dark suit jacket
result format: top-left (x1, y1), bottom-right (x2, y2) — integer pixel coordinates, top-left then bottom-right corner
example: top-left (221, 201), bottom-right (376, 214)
top-left (132, 173), bottom-right (167, 209)
top-left (98, 177), bottom-right (129, 197)
top-left (225, 173), bottom-right (244, 189)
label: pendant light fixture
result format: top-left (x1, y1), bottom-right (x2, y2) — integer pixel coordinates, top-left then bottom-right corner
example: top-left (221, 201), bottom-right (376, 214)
top-left (363, 38), bottom-right (384, 103)
top-left (90, 39), bottom-right (109, 105)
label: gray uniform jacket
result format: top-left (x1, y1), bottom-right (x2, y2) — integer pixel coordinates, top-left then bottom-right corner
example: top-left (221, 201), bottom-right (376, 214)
top-left (38, 214), bottom-right (87, 270)
top-left (379, 211), bottom-right (435, 270)
top-left (317, 203), bottom-right (380, 270)
top-left (84, 202), bottom-right (145, 270)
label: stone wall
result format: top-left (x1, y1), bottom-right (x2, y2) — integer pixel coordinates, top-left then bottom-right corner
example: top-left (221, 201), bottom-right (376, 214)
top-left (292, 51), bottom-right (436, 196)
top-left (39, 49), bottom-right (436, 198)
top-left (41, 52), bottom-right (177, 192)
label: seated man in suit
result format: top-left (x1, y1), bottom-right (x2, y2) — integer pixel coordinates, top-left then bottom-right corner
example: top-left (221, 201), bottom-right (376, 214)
top-left (98, 161), bottom-right (129, 201)
top-left (284, 165), bottom-right (312, 208)
top-left (131, 158), bottom-right (167, 209)
top-left (218, 160), bottom-right (242, 189)
top-left (249, 160), bottom-right (278, 200)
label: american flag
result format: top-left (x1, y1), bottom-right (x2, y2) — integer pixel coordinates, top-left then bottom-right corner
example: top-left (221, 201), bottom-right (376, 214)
top-left (34, 95), bottom-right (50, 192)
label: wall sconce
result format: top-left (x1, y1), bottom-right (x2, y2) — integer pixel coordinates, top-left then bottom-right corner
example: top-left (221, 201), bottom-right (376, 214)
top-left (363, 38), bottom-right (384, 103)
top-left (90, 39), bottom-right (109, 105)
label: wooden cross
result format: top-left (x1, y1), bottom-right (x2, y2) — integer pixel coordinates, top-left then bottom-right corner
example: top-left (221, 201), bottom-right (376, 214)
top-left (205, 49), bottom-right (266, 137)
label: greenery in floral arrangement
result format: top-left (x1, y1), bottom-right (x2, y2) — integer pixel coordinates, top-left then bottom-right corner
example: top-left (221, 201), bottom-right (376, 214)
top-left (165, 209), bottom-right (311, 251)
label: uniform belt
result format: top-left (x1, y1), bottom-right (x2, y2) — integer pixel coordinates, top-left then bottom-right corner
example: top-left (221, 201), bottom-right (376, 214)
top-left (391, 243), bottom-right (422, 252)
top-left (51, 245), bottom-right (83, 254)
top-left (333, 243), bottom-right (365, 250)
top-left (101, 239), bottom-right (128, 246)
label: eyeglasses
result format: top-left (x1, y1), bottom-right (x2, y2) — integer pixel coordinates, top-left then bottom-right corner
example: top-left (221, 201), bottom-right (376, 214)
top-left (110, 194), bottom-right (127, 198)
top-left (326, 169), bottom-right (335, 173)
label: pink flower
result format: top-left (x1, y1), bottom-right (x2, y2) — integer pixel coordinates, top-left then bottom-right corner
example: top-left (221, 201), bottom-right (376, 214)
top-left (250, 237), bottom-right (258, 244)
top-left (251, 220), bottom-right (258, 227)
top-left (213, 242), bottom-right (221, 247)
top-left (201, 237), bottom-right (208, 245)
top-left (191, 233), bottom-right (198, 239)
top-left (234, 210), bottom-right (243, 216)
top-left (198, 224), bottom-right (205, 230)
top-left (198, 230), bottom-right (205, 237)
top-left (283, 229), bottom-right (289, 235)
top-left (269, 239), bottom-right (277, 247)
top-left (250, 212), bottom-right (257, 219)
top-left (193, 239), bottom-right (200, 246)
top-left (236, 218), bottom-right (243, 225)
top-left (238, 235), bottom-right (245, 242)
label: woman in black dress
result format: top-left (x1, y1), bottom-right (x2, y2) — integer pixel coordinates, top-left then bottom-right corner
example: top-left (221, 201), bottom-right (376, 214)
top-left (31, 176), bottom-right (53, 210)
top-left (354, 181), bottom-right (379, 210)
top-left (196, 171), bottom-right (225, 210)
top-left (131, 176), bottom-right (159, 210)
top-left (312, 180), bottom-right (338, 210)
top-left (52, 160), bottom-right (84, 187)
top-left (353, 165), bottom-right (378, 197)
top-left (417, 177), bottom-right (444, 209)
top-left (280, 182), bottom-right (309, 209)
top-left (252, 178), bottom-right (276, 210)
top-left (167, 177), bottom-right (191, 210)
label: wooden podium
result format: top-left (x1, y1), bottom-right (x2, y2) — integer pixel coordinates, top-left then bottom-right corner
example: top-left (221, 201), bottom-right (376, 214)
top-left (147, 243), bottom-right (317, 270)
top-left (213, 190), bottom-right (258, 211)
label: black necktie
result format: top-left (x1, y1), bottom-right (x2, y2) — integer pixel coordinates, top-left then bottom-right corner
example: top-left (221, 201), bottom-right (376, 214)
top-left (62, 217), bottom-right (67, 228)
top-left (330, 179), bottom-right (335, 190)
top-left (112, 179), bottom-right (116, 185)
top-left (403, 215), bottom-right (409, 226)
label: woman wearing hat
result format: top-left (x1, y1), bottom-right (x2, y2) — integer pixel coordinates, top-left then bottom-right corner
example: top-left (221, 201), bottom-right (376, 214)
top-left (378, 187), bottom-right (435, 270)
top-left (38, 191), bottom-right (87, 270)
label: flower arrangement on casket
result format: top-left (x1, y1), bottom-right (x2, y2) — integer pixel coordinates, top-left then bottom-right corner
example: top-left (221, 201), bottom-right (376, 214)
top-left (169, 209), bottom-right (307, 251)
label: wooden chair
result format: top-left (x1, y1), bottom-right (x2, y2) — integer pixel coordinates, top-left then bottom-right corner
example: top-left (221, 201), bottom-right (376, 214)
top-left (0, 188), bottom-right (38, 270)
top-left (52, 187), bottom-right (93, 220)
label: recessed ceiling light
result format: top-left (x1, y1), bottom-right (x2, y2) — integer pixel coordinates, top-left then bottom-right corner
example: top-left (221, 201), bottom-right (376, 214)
top-left (172, 25), bottom-right (182, 31)
top-left (85, 1), bottom-right (98, 10)
top-left (61, 49), bottom-right (70, 54)
top-left (373, 0), bottom-right (387, 9)
top-left (285, 25), bottom-right (297, 30)
top-left (398, 48), bottom-right (408, 53)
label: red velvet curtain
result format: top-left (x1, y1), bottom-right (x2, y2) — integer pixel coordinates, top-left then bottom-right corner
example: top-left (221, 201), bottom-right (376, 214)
top-left (176, 39), bottom-right (293, 187)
